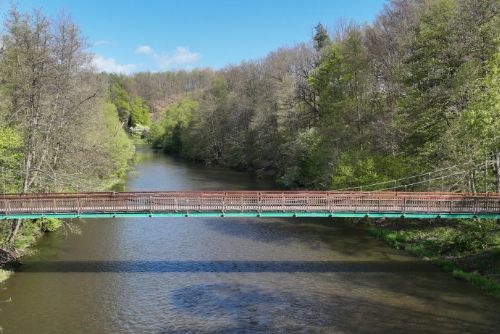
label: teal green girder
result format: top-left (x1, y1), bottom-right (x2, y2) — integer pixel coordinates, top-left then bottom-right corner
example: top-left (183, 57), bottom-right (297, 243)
top-left (0, 211), bottom-right (498, 220)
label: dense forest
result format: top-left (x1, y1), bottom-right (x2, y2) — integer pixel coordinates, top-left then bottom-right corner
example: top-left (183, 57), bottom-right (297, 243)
top-left (111, 0), bottom-right (499, 192)
top-left (0, 0), bottom-right (499, 271)
top-left (0, 8), bottom-right (134, 252)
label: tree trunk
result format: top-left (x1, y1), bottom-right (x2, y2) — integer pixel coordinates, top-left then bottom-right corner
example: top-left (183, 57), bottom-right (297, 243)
top-left (6, 219), bottom-right (22, 245)
top-left (8, 137), bottom-right (35, 245)
top-left (470, 171), bottom-right (477, 193)
top-left (494, 152), bottom-right (500, 193)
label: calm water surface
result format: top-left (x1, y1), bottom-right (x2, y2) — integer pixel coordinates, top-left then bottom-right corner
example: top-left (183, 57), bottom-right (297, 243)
top-left (1, 149), bottom-right (500, 333)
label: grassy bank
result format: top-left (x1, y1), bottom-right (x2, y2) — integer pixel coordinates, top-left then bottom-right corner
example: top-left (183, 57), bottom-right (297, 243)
top-left (0, 269), bottom-right (12, 282)
top-left (0, 218), bottom-right (69, 284)
top-left (362, 218), bottom-right (500, 298)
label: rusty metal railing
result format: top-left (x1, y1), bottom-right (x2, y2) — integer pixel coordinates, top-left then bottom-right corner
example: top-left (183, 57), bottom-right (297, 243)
top-left (0, 191), bottom-right (499, 219)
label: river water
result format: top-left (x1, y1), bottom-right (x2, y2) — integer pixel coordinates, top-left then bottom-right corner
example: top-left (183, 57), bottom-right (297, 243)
top-left (1, 149), bottom-right (499, 333)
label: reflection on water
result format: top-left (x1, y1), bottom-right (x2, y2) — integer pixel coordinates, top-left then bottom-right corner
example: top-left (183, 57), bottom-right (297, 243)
top-left (0, 149), bottom-right (499, 333)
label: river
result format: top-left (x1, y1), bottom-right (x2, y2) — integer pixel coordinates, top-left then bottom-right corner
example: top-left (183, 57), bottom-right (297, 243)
top-left (1, 149), bottom-right (499, 333)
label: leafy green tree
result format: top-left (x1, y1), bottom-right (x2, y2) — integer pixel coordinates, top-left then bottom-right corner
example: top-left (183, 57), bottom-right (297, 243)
top-left (0, 127), bottom-right (23, 193)
top-left (129, 97), bottom-right (152, 127)
top-left (330, 151), bottom-right (411, 190)
top-left (313, 22), bottom-right (330, 51)
top-left (438, 51), bottom-right (500, 191)
top-left (100, 102), bottom-right (135, 180)
top-left (110, 81), bottom-right (132, 124)
top-left (397, 0), bottom-right (458, 157)
top-left (139, 0), bottom-right (499, 194)
top-left (280, 128), bottom-right (323, 187)
top-left (149, 98), bottom-right (198, 153)
top-left (0, 7), bottom-right (137, 247)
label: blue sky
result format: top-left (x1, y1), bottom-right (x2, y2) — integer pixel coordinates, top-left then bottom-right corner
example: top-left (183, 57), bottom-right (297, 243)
top-left (2, 0), bottom-right (388, 73)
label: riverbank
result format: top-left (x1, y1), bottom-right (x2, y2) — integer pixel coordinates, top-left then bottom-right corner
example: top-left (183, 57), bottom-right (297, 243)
top-left (0, 219), bottom-right (74, 283)
top-left (361, 218), bottom-right (500, 298)
top-left (153, 149), bottom-right (500, 299)
top-left (3, 148), bottom-right (500, 333)
top-left (0, 248), bottom-right (15, 284)
top-left (0, 147), bottom-right (138, 284)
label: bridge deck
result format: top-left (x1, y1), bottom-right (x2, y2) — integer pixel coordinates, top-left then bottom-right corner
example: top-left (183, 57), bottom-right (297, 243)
top-left (0, 191), bottom-right (499, 219)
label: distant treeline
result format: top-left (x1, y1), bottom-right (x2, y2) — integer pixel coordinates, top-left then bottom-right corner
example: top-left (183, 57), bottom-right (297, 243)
top-left (114, 0), bottom-right (499, 192)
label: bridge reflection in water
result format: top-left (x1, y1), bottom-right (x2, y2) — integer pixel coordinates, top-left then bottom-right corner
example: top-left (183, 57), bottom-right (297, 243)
top-left (0, 191), bottom-right (499, 219)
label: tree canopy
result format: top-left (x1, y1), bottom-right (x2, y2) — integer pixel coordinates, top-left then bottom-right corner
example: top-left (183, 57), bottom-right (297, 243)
top-left (140, 0), bottom-right (499, 192)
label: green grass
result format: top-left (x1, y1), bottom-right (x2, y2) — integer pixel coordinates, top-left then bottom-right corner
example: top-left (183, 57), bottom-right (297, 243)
top-left (1, 218), bottom-right (64, 267)
top-left (0, 269), bottom-right (12, 283)
top-left (452, 269), bottom-right (500, 298)
top-left (364, 218), bottom-right (500, 299)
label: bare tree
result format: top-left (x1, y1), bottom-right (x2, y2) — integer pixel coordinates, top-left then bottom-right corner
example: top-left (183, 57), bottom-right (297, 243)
top-left (0, 7), bottom-right (102, 243)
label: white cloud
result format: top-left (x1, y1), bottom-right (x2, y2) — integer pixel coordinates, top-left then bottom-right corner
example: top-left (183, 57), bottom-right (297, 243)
top-left (92, 40), bottom-right (110, 47)
top-left (135, 45), bottom-right (201, 70)
top-left (135, 45), bottom-right (155, 55)
top-left (158, 47), bottom-right (201, 69)
top-left (92, 55), bottom-right (137, 74)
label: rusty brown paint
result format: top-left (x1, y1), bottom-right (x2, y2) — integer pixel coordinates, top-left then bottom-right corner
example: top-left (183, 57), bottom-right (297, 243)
top-left (0, 191), bottom-right (499, 217)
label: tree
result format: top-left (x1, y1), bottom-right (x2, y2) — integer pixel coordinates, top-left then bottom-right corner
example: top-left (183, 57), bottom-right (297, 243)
top-left (313, 23), bottom-right (330, 52)
top-left (129, 97), bottom-right (152, 127)
top-left (439, 51), bottom-right (500, 191)
top-left (109, 79), bottom-right (132, 124)
top-left (0, 127), bottom-right (23, 193)
top-left (0, 7), bottom-right (116, 244)
top-left (142, 0), bottom-right (499, 193)
top-left (150, 97), bottom-right (198, 153)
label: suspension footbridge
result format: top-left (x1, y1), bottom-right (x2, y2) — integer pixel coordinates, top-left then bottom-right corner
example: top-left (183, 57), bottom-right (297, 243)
top-left (0, 191), bottom-right (499, 220)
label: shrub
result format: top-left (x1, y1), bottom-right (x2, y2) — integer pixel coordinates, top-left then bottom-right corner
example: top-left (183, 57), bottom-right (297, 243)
top-left (37, 218), bottom-right (62, 232)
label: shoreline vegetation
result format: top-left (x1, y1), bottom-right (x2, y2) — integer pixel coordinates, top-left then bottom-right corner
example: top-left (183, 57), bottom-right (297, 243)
top-left (1, 0), bottom-right (499, 302)
top-left (0, 6), bottom-right (136, 281)
top-left (138, 0), bottom-right (499, 298)
top-left (0, 155), bottom-right (135, 281)
top-left (0, 104), bottom-right (135, 280)
top-left (0, 156), bottom-right (135, 280)
top-left (360, 218), bottom-right (500, 298)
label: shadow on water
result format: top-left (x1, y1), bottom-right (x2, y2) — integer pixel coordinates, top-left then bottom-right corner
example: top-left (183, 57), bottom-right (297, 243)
top-left (202, 218), bottom-right (401, 258)
top-left (16, 260), bottom-right (437, 273)
top-left (3, 150), bottom-right (500, 334)
top-left (164, 282), bottom-right (499, 334)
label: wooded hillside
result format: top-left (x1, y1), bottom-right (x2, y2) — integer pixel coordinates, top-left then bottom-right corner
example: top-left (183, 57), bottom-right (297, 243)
top-left (121, 0), bottom-right (499, 192)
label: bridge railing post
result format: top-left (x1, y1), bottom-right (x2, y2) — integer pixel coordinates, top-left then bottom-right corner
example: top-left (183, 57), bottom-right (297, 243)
top-left (327, 192), bottom-right (331, 213)
top-left (222, 192), bottom-right (226, 214)
top-left (282, 193), bottom-right (285, 212)
top-left (77, 196), bottom-right (81, 215)
top-left (258, 192), bottom-right (262, 214)
top-left (3, 191), bottom-right (499, 219)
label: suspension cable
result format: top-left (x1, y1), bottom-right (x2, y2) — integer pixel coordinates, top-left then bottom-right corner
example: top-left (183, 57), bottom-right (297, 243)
top-left (375, 160), bottom-right (495, 191)
top-left (335, 156), bottom-right (498, 192)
